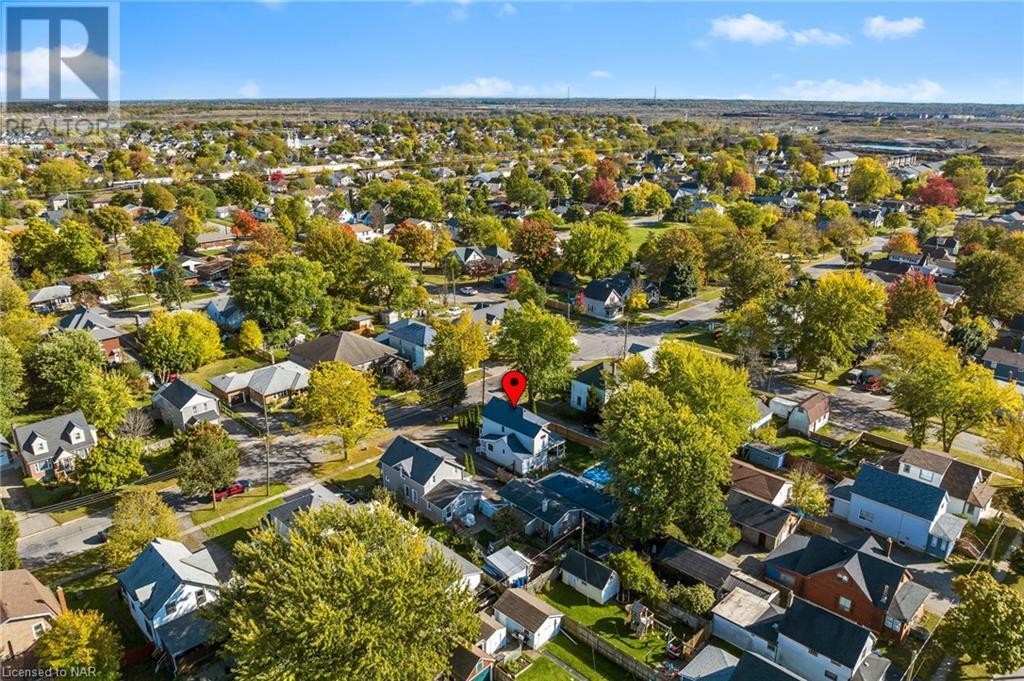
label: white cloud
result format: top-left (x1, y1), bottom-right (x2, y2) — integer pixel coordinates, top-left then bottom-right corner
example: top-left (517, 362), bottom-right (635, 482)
top-left (779, 78), bottom-right (943, 102)
top-left (239, 80), bottom-right (261, 98)
top-left (709, 14), bottom-right (848, 47)
top-left (497, 3), bottom-right (516, 17)
top-left (425, 77), bottom-right (536, 97)
top-left (589, 70), bottom-right (612, 79)
top-left (450, 0), bottom-right (470, 22)
top-left (791, 28), bottom-right (849, 46)
top-left (2, 45), bottom-right (119, 100)
top-left (864, 16), bottom-right (925, 40)
top-left (710, 14), bottom-right (787, 44)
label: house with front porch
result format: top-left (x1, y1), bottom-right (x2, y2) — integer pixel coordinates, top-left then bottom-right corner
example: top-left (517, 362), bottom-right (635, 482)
top-left (477, 397), bottom-right (565, 474)
top-left (379, 436), bottom-right (484, 525)
top-left (11, 412), bottom-right (97, 481)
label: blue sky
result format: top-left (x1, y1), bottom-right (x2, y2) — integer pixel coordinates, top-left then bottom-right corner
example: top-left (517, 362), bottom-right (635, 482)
top-left (114, 1), bottom-right (1022, 104)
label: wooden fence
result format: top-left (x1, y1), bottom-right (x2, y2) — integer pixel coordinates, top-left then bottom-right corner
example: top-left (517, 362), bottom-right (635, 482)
top-left (548, 422), bottom-right (607, 450)
top-left (858, 431), bottom-right (910, 453)
top-left (561, 617), bottom-right (662, 680)
top-left (525, 567), bottom-right (560, 594)
top-left (804, 429), bottom-right (848, 449)
top-left (651, 599), bottom-right (710, 631)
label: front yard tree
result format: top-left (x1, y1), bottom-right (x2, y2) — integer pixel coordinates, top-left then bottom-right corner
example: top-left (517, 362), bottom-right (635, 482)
top-left (721, 298), bottom-right (777, 362)
top-left (358, 239), bottom-right (416, 309)
top-left (296, 361), bottom-right (385, 458)
top-left (155, 261), bottom-right (190, 310)
top-left (36, 610), bottom-right (123, 681)
top-left (141, 310), bottom-right (223, 381)
top-left (986, 415), bottom-right (1024, 481)
top-left (77, 437), bottom-right (146, 494)
top-left (957, 249), bottom-right (1024, 319)
top-left (28, 330), bottom-right (105, 408)
top-left (886, 272), bottom-right (945, 331)
top-left (719, 232), bottom-right (788, 312)
top-left (391, 220), bottom-right (434, 271)
top-left (791, 271), bottom-right (886, 379)
top-left (607, 549), bottom-right (664, 601)
top-left (495, 302), bottom-right (576, 412)
top-left (941, 155), bottom-right (988, 211)
top-left (105, 489), bottom-right (181, 570)
top-left (788, 469), bottom-right (830, 517)
top-left (636, 227), bottom-right (704, 285)
top-left (661, 261), bottom-right (699, 301)
top-left (232, 255), bottom-right (332, 330)
top-left (209, 501), bottom-right (477, 680)
top-left (885, 328), bottom-right (961, 447)
top-left (174, 423), bottom-right (241, 509)
top-left (304, 220), bottom-right (362, 298)
top-left (237, 320), bottom-right (264, 355)
top-left (507, 269), bottom-right (546, 307)
top-left (89, 205), bottom-right (133, 245)
top-left (937, 362), bottom-right (1020, 452)
top-left (0, 511), bottom-right (19, 569)
top-left (562, 221), bottom-right (630, 279)
top-left (127, 222), bottom-right (181, 272)
top-left (847, 157), bottom-right (896, 202)
top-left (939, 572), bottom-right (1024, 675)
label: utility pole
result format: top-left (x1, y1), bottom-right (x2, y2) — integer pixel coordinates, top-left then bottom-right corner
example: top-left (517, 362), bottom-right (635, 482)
top-left (263, 401), bottom-right (271, 496)
top-left (480, 366), bottom-right (487, 405)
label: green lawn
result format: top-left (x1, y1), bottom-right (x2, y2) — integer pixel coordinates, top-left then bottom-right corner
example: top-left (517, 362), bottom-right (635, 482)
top-left (546, 633), bottom-right (631, 681)
top-left (313, 441), bottom-right (386, 493)
top-left (205, 498), bottom-right (283, 553)
top-left (517, 655), bottom-right (572, 681)
top-left (776, 435), bottom-right (856, 475)
top-left (540, 581), bottom-right (680, 667)
top-left (182, 355), bottom-right (265, 389)
top-left (190, 483), bottom-right (288, 525)
top-left (561, 441), bottom-right (602, 474)
top-left (22, 478), bottom-right (79, 508)
top-left (33, 548), bottom-right (106, 586)
top-left (626, 221), bottom-right (682, 251)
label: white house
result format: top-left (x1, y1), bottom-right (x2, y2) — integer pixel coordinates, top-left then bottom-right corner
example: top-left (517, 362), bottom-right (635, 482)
top-left (151, 379), bottom-right (221, 431)
top-left (115, 539), bottom-right (222, 674)
top-left (477, 397), bottom-right (566, 474)
top-left (492, 589), bottom-right (563, 650)
top-left (426, 536), bottom-right (482, 592)
top-left (560, 549), bottom-right (619, 604)
top-left (775, 599), bottom-right (888, 681)
top-left (891, 448), bottom-right (997, 526)
top-left (476, 612), bottom-right (507, 655)
top-left (710, 588), bottom-right (785, 661)
top-left (768, 393), bottom-right (830, 435)
top-left (569, 344), bottom-right (656, 412)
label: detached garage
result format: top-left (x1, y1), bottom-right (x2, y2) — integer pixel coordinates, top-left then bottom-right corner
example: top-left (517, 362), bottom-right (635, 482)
top-left (560, 548), bottom-right (619, 604)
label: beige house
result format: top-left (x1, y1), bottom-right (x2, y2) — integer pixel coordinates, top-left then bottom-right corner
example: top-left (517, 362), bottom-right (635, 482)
top-left (0, 570), bottom-right (64, 666)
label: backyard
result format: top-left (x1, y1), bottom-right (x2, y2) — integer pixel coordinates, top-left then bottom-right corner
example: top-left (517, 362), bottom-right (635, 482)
top-left (776, 434), bottom-right (857, 476)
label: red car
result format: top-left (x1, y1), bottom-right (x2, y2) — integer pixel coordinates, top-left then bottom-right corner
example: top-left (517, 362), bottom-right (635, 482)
top-left (214, 481), bottom-right (248, 502)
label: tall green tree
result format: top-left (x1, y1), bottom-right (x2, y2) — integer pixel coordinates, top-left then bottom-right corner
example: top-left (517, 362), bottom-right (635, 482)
top-left (0, 510), bottom-right (19, 570)
top-left (89, 205), bottom-right (133, 245)
top-left (77, 437), bottom-right (146, 493)
top-left (67, 368), bottom-right (134, 434)
top-left (155, 262), bottom-right (190, 310)
top-left (296, 362), bottom-right (385, 457)
top-left (174, 422), bottom-right (241, 509)
top-left (939, 572), bottom-right (1024, 675)
top-left (636, 227), bottom-right (705, 285)
top-left (507, 269), bottom-right (546, 306)
top-left (0, 335), bottom-right (25, 433)
top-left (304, 220), bottom-right (363, 298)
top-left (510, 219), bottom-right (559, 281)
top-left (128, 223), bottom-right (181, 272)
top-left (28, 330), bottom-right (105, 408)
top-left (561, 221), bottom-right (630, 279)
top-left (847, 157), bottom-right (897, 202)
top-left (607, 549), bottom-right (665, 601)
top-left (35, 610), bottom-right (123, 681)
top-left (495, 302), bottom-right (576, 412)
top-left (941, 156), bottom-right (988, 211)
top-left (357, 239), bottom-right (416, 309)
top-left (209, 501), bottom-right (477, 680)
top-left (884, 328), bottom-right (961, 447)
top-left (140, 311), bottom-right (223, 380)
top-left (957, 250), bottom-right (1024, 319)
top-left (789, 469), bottom-right (830, 517)
top-left (232, 255), bottom-right (332, 330)
top-left (105, 489), bottom-right (181, 570)
top-left (719, 232), bottom-right (789, 311)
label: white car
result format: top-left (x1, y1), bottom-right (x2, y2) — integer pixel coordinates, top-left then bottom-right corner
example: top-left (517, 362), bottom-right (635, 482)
top-left (459, 286), bottom-right (478, 296)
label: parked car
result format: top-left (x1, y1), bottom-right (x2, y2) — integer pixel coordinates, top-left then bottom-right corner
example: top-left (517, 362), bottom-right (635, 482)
top-left (674, 319), bottom-right (690, 328)
top-left (459, 286), bottom-right (478, 296)
top-left (214, 481), bottom-right (249, 502)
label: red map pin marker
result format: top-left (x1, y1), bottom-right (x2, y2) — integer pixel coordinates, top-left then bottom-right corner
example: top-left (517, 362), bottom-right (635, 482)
top-left (501, 371), bottom-right (527, 408)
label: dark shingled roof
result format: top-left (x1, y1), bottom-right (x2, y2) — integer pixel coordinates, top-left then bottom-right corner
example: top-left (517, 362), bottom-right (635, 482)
top-left (730, 653), bottom-right (801, 681)
top-left (726, 490), bottom-right (797, 537)
top-left (288, 331), bottom-right (396, 369)
top-left (778, 598), bottom-right (872, 669)
top-left (493, 588), bottom-right (561, 632)
top-left (538, 472), bottom-right (617, 523)
top-left (731, 460), bottom-right (790, 503)
top-left (449, 646), bottom-right (492, 681)
top-left (851, 464), bottom-right (946, 520)
top-left (899, 448), bottom-right (953, 476)
top-left (482, 397), bottom-right (546, 438)
top-left (379, 436), bottom-right (463, 487)
top-left (656, 539), bottom-right (732, 590)
top-left (154, 379), bottom-right (215, 410)
top-left (561, 548), bottom-right (614, 589)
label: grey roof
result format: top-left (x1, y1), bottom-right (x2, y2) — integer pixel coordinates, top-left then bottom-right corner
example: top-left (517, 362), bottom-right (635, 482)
top-left (485, 546), bottom-right (532, 579)
top-left (426, 536), bottom-right (481, 580)
top-left (481, 397), bottom-right (548, 438)
top-left (379, 436), bottom-right (464, 486)
top-left (561, 548), bottom-right (614, 589)
top-left (899, 448), bottom-right (953, 476)
top-left (680, 645), bottom-right (738, 681)
top-left (153, 379), bottom-right (216, 410)
top-left (983, 346), bottom-right (1024, 371)
top-left (57, 306), bottom-right (122, 341)
top-left (889, 581), bottom-right (930, 622)
top-left (481, 244), bottom-right (516, 260)
top-left (656, 539), bottom-right (733, 590)
top-left (573, 362), bottom-right (610, 390)
top-left (538, 471), bottom-right (616, 522)
top-left (265, 484), bottom-right (341, 531)
top-left (288, 331), bottom-right (396, 369)
top-left (765, 534), bottom-right (916, 611)
top-left (851, 465), bottom-right (947, 520)
top-left (423, 479), bottom-right (483, 509)
top-left (115, 539), bottom-right (220, 620)
top-left (730, 653), bottom-right (801, 681)
top-left (831, 477), bottom-right (855, 502)
top-left (500, 479), bottom-right (574, 526)
top-left (12, 411), bottom-right (95, 465)
top-left (726, 489), bottom-right (797, 537)
top-left (154, 608), bottom-right (213, 657)
top-left (779, 598), bottom-right (873, 669)
top-left (27, 284), bottom-right (71, 304)
top-left (208, 361), bottom-right (309, 398)
top-left (470, 299), bottom-right (521, 326)
top-left (932, 513), bottom-right (967, 542)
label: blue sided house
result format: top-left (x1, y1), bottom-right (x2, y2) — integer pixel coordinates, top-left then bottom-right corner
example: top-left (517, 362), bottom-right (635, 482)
top-left (831, 464), bottom-right (966, 559)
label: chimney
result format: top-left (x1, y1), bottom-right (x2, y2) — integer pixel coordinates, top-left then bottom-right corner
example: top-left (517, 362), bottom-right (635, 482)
top-left (56, 586), bottom-right (67, 613)
top-left (885, 537), bottom-right (894, 558)
top-left (541, 498), bottom-right (549, 512)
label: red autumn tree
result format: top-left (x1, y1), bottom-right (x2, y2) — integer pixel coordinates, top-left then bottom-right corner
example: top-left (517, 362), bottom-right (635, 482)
top-left (916, 175), bottom-right (959, 208)
top-left (588, 177), bottom-right (620, 205)
top-left (510, 219), bottom-right (559, 280)
top-left (730, 170), bottom-right (755, 195)
top-left (887, 272), bottom-right (944, 330)
top-left (595, 159), bottom-right (620, 181)
top-left (232, 210), bottom-right (259, 237)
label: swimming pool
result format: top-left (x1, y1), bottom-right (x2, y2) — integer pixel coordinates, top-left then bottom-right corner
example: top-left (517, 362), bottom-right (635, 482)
top-left (581, 460), bottom-right (612, 487)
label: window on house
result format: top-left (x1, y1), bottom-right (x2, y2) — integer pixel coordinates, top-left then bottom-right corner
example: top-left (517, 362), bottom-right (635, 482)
top-left (825, 672), bottom-right (838, 681)
top-left (837, 573), bottom-right (849, 583)
top-left (166, 601), bottom-right (177, 616)
top-left (858, 509), bottom-right (875, 522)
top-left (902, 464), bottom-right (911, 473)
top-left (32, 622), bottom-right (46, 639)
top-left (38, 460), bottom-right (52, 471)
top-left (196, 590), bottom-right (207, 607)
top-left (919, 469), bottom-right (935, 482)
top-left (884, 616), bottom-right (902, 631)
top-left (837, 596), bottom-right (853, 612)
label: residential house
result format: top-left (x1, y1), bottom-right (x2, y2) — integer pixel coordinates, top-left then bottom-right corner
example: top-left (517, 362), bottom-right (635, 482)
top-left (476, 612), bottom-right (507, 655)
top-left (289, 331), bottom-right (400, 375)
top-left (569, 344), bottom-right (656, 412)
top-left (426, 535), bottom-right (483, 591)
top-left (469, 300), bottom-right (521, 330)
top-left (710, 588), bottom-right (785, 661)
top-left (116, 539), bottom-right (224, 675)
top-left (208, 361), bottom-right (309, 407)
top-left (923, 236), bottom-right (960, 256)
top-left (981, 346), bottom-right (1024, 384)
top-left (560, 548), bottom-right (619, 604)
top-left (379, 436), bottom-right (484, 525)
top-left (195, 222), bottom-right (236, 250)
top-left (769, 393), bottom-right (830, 435)
top-left (56, 306), bottom-right (128, 362)
top-left (266, 483), bottom-right (341, 537)
top-left (26, 285), bottom-right (72, 313)
top-left (478, 397), bottom-right (565, 474)
top-left (449, 246), bottom-right (486, 271)
top-left (0, 570), bottom-right (64, 667)
top-left (11, 411), bottom-right (97, 480)
top-left (763, 534), bottom-right (930, 641)
top-left (883, 447), bottom-right (997, 525)
top-left (726, 490), bottom-right (800, 551)
top-left (492, 589), bottom-right (563, 650)
top-left (774, 598), bottom-right (890, 681)
top-left (251, 205), bottom-right (271, 221)
top-left (377, 319), bottom-right (436, 370)
top-left (656, 539), bottom-right (777, 601)
top-left (152, 379), bottom-right (221, 431)
top-left (448, 646), bottom-right (494, 681)
top-left (195, 258), bottom-right (231, 283)
top-left (581, 272), bottom-right (659, 321)
top-left (205, 298), bottom-right (245, 330)
top-left (679, 645), bottom-right (739, 681)
top-left (731, 459), bottom-right (792, 506)
top-left (484, 546), bottom-right (532, 586)
top-left (729, 653), bottom-right (801, 681)
top-left (831, 464), bottom-right (966, 558)
top-left (480, 245), bottom-right (516, 271)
